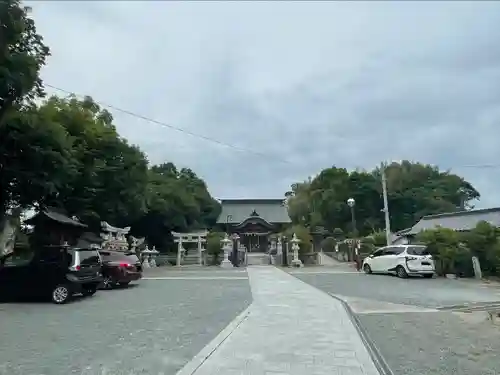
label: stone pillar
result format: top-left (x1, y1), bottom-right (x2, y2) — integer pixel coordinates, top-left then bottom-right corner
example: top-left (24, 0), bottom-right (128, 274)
top-left (176, 238), bottom-right (183, 267)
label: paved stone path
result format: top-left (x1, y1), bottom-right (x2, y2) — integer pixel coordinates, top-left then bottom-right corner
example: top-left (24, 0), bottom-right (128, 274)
top-left (177, 266), bottom-right (380, 375)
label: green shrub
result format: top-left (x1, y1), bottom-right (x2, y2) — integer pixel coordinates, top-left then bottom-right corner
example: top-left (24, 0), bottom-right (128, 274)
top-left (320, 236), bottom-right (336, 252)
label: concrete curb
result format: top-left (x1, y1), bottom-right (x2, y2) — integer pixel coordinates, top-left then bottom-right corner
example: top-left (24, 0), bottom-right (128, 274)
top-left (329, 294), bottom-right (395, 375)
top-left (175, 305), bottom-right (252, 375)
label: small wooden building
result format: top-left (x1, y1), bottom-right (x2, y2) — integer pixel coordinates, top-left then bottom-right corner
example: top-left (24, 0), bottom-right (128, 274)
top-left (26, 208), bottom-right (88, 247)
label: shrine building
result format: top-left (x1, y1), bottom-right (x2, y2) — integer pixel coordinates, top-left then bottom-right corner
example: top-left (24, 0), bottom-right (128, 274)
top-left (216, 199), bottom-right (291, 253)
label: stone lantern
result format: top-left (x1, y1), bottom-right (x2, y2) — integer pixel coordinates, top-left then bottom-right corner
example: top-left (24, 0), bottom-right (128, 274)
top-left (220, 233), bottom-right (233, 268)
top-left (290, 233), bottom-right (303, 268)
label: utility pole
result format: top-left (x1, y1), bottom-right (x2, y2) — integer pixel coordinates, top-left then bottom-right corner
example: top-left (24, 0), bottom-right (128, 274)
top-left (381, 163), bottom-right (392, 245)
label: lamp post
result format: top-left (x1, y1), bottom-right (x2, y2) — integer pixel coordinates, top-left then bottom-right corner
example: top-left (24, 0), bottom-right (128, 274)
top-left (347, 198), bottom-right (360, 270)
top-left (231, 233), bottom-right (240, 267)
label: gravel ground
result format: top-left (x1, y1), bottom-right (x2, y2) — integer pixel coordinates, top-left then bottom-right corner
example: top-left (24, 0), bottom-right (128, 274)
top-left (294, 272), bottom-right (500, 375)
top-left (359, 312), bottom-right (500, 375)
top-left (0, 276), bottom-right (251, 375)
top-left (294, 272), bottom-right (500, 308)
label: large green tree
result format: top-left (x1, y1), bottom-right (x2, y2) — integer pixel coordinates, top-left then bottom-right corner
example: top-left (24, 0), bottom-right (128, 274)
top-left (287, 161), bottom-right (480, 236)
top-left (0, 103), bottom-right (76, 216)
top-left (131, 163), bottom-right (220, 250)
top-left (0, 0), bottom-right (50, 121)
top-left (39, 96), bottom-right (150, 228)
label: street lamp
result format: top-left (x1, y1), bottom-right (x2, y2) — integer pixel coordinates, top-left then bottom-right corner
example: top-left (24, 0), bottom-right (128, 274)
top-left (347, 198), bottom-right (356, 235)
top-left (347, 198), bottom-right (360, 270)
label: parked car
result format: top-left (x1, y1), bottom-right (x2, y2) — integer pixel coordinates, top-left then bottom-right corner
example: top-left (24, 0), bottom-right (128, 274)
top-left (362, 244), bottom-right (435, 278)
top-left (0, 246), bottom-right (102, 304)
top-left (98, 250), bottom-right (142, 289)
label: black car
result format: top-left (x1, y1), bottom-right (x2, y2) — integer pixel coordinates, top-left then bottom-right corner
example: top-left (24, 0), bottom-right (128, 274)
top-left (0, 245), bottom-right (103, 304)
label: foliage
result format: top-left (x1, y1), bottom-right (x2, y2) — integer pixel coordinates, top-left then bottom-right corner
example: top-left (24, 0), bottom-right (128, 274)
top-left (0, 0), bottom-right (50, 121)
top-left (360, 236), bottom-right (375, 255)
top-left (320, 236), bottom-right (336, 252)
top-left (460, 221), bottom-right (500, 276)
top-left (286, 161), bottom-right (480, 237)
top-left (284, 224), bottom-right (313, 254)
top-left (415, 222), bottom-right (500, 277)
top-left (370, 230), bottom-right (387, 248)
top-left (0, 104), bottom-right (76, 214)
top-left (205, 231), bottom-right (224, 265)
top-left (332, 228), bottom-right (344, 241)
top-left (32, 96), bottom-right (150, 228)
top-left (131, 163), bottom-right (220, 250)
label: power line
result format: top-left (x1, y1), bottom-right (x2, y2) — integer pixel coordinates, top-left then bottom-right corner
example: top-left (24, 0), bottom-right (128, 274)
top-left (44, 83), bottom-right (294, 165)
top-left (44, 83), bottom-right (500, 172)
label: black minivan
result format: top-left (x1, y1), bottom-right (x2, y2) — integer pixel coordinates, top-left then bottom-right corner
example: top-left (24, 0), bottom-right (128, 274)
top-left (0, 245), bottom-right (103, 304)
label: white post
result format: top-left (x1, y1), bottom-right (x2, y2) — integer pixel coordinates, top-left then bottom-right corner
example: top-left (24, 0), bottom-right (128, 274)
top-left (198, 236), bottom-right (203, 266)
top-left (290, 233), bottom-right (303, 268)
top-left (176, 237), bottom-right (183, 267)
top-left (381, 163), bottom-right (392, 246)
top-left (220, 234), bottom-right (233, 268)
top-left (277, 237), bottom-right (282, 255)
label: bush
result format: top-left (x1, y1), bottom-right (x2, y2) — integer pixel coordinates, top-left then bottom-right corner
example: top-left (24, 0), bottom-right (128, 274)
top-left (206, 231), bottom-right (225, 265)
top-left (320, 236), bottom-right (336, 252)
top-left (370, 230), bottom-right (387, 248)
top-left (332, 228), bottom-right (344, 241)
top-left (285, 225), bottom-right (313, 254)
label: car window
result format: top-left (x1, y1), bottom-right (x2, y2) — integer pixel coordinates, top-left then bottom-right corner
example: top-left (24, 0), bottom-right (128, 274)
top-left (372, 248), bottom-right (385, 257)
top-left (2, 250), bottom-right (34, 267)
top-left (383, 246), bottom-right (405, 255)
top-left (77, 249), bottom-right (101, 265)
top-left (407, 246), bottom-right (430, 256)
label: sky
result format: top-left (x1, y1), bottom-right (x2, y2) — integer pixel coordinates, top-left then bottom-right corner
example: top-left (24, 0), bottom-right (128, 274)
top-left (27, 1), bottom-right (500, 207)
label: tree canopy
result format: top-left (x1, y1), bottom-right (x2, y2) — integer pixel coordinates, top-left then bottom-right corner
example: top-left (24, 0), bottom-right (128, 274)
top-left (287, 161), bottom-right (480, 236)
top-left (1, 1), bottom-right (220, 251)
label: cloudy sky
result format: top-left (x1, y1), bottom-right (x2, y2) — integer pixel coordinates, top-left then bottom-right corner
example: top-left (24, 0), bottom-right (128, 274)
top-left (28, 1), bottom-right (500, 206)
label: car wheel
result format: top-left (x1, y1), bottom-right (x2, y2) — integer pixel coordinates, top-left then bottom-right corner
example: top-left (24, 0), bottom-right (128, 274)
top-left (102, 276), bottom-right (114, 290)
top-left (52, 284), bottom-right (71, 304)
top-left (363, 264), bottom-right (372, 274)
top-left (118, 281), bottom-right (130, 287)
top-left (82, 285), bottom-right (97, 296)
top-left (396, 265), bottom-right (408, 278)
top-left (422, 273), bottom-right (434, 279)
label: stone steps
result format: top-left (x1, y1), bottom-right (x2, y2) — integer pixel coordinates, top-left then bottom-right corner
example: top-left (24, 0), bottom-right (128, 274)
top-left (246, 253), bottom-right (271, 266)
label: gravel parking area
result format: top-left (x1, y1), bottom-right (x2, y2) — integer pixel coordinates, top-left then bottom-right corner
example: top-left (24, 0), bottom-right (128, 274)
top-left (294, 271), bottom-right (500, 375)
top-left (0, 272), bottom-right (251, 375)
top-left (294, 272), bottom-right (500, 308)
top-left (359, 312), bottom-right (500, 375)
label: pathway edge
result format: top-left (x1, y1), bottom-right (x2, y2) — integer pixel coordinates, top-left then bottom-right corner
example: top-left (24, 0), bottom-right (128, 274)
top-left (175, 305), bottom-right (252, 375)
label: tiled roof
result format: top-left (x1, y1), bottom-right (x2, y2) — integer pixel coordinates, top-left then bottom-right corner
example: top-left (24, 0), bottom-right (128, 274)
top-left (27, 208), bottom-right (87, 228)
top-left (217, 199), bottom-right (291, 224)
top-left (408, 207), bottom-right (500, 235)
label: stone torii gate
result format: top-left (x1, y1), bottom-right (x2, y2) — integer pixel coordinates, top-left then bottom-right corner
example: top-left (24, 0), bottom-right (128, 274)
top-left (172, 231), bottom-right (208, 266)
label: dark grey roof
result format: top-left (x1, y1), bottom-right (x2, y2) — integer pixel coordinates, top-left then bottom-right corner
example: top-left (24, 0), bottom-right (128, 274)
top-left (216, 199), bottom-right (291, 224)
top-left (408, 207), bottom-right (500, 235)
top-left (27, 209), bottom-right (87, 228)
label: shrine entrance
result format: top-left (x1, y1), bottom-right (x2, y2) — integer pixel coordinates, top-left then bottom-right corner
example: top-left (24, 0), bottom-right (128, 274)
top-left (172, 231), bottom-right (208, 266)
top-left (231, 215), bottom-right (273, 253)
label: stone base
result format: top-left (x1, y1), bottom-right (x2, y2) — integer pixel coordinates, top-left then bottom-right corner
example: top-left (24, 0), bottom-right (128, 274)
top-left (291, 259), bottom-right (303, 268)
top-left (220, 259), bottom-right (233, 268)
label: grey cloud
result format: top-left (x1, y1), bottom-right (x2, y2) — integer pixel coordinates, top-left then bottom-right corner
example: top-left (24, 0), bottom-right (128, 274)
top-left (27, 1), bottom-right (500, 207)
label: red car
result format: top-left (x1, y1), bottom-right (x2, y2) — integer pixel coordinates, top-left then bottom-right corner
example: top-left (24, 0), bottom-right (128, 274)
top-left (98, 250), bottom-right (142, 289)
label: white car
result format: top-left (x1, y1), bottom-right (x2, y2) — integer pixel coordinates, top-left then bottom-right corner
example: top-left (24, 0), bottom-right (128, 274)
top-left (362, 245), bottom-right (435, 278)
